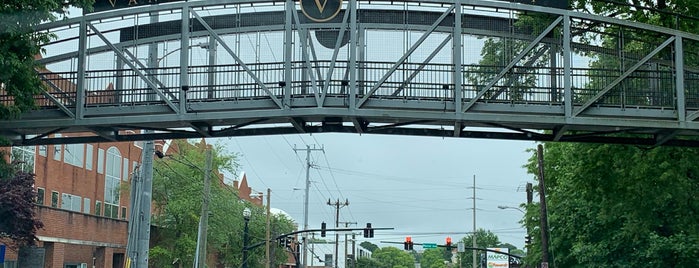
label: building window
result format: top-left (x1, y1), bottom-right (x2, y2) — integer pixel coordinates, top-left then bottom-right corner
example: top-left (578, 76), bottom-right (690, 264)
top-left (121, 206), bottom-right (127, 220)
top-left (38, 145), bottom-right (47, 157)
top-left (83, 198), bottom-right (91, 214)
top-left (85, 144), bottom-right (94, 170)
top-left (97, 148), bottom-right (105, 174)
top-left (61, 193), bottom-right (82, 212)
top-left (104, 203), bottom-right (119, 219)
top-left (51, 191), bottom-right (59, 208)
top-left (64, 143), bottom-right (85, 168)
top-left (53, 134), bottom-right (62, 161)
top-left (104, 147), bottom-right (122, 219)
top-left (122, 157), bottom-right (129, 181)
top-left (11, 146), bottom-right (35, 173)
top-left (95, 201), bottom-right (102, 216)
top-left (36, 188), bottom-right (45, 205)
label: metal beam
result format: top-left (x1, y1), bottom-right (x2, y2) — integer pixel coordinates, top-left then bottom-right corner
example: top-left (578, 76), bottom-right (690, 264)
top-left (189, 122), bottom-right (212, 137)
top-left (552, 125), bottom-right (570, 141)
top-left (289, 117), bottom-right (307, 133)
top-left (292, 10), bottom-right (322, 105)
top-left (319, 8), bottom-right (351, 107)
top-left (86, 23), bottom-right (180, 113)
top-left (356, 4), bottom-right (456, 108)
top-left (675, 35), bottom-right (686, 122)
top-left (488, 46), bottom-right (549, 100)
top-left (351, 117), bottom-right (368, 133)
top-left (574, 36), bottom-right (675, 116)
top-left (76, 19), bottom-right (87, 119)
top-left (390, 35), bottom-right (452, 97)
top-left (190, 9), bottom-right (284, 109)
top-left (38, 89), bottom-right (75, 119)
top-left (463, 16), bottom-right (564, 113)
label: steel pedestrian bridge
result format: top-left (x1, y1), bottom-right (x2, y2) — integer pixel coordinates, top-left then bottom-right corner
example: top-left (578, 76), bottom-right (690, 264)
top-left (2, 0), bottom-right (699, 146)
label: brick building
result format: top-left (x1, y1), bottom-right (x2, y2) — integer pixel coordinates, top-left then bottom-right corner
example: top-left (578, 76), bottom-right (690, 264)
top-left (3, 135), bottom-right (146, 267)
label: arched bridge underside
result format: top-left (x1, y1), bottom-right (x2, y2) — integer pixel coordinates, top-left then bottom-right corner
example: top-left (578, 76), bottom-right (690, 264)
top-left (3, 0), bottom-right (699, 146)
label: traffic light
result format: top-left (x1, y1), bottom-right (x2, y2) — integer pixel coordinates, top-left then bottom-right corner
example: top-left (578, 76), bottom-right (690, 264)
top-left (445, 237), bottom-right (452, 250)
top-left (404, 236), bottom-right (413, 250)
top-left (321, 222), bottom-right (327, 237)
top-left (281, 237), bottom-right (293, 249)
top-left (363, 223), bottom-right (374, 238)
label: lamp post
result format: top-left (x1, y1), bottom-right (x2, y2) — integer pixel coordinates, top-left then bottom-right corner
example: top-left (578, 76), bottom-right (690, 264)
top-left (498, 205), bottom-right (530, 258)
top-left (497, 205), bottom-right (525, 214)
top-left (242, 208), bottom-right (252, 268)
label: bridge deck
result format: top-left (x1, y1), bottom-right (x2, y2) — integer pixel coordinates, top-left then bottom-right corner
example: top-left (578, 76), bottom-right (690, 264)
top-left (3, 0), bottom-right (699, 146)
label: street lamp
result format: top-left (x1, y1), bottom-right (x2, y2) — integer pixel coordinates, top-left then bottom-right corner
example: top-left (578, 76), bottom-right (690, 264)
top-left (242, 208), bottom-right (252, 268)
top-left (498, 205), bottom-right (530, 257)
top-left (497, 205), bottom-right (525, 214)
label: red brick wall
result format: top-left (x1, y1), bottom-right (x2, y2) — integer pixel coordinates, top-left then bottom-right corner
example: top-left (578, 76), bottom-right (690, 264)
top-left (35, 206), bottom-right (128, 245)
top-left (34, 135), bottom-right (144, 220)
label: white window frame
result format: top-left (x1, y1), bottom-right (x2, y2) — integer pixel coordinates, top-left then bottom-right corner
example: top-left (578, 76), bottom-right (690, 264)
top-left (64, 143), bottom-right (85, 168)
top-left (61, 193), bottom-right (82, 212)
top-left (11, 146), bottom-right (35, 173)
top-left (104, 147), bottom-right (122, 219)
top-left (85, 144), bottom-right (94, 170)
top-left (83, 197), bottom-right (91, 214)
top-left (97, 148), bottom-right (105, 174)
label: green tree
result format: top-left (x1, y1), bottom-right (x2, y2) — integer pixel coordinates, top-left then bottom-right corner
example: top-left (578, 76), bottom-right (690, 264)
top-left (149, 140), bottom-right (294, 267)
top-left (525, 143), bottom-right (699, 267)
top-left (360, 241), bottom-right (379, 253)
top-left (420, 248), bottom-right (448, 268)
top-left (454, 229), bottom-right (521, 268)
top-left (370, 246), bottom-right (415, 268)
top-left (0, 0), bottom-right (93, 120)
top-left (457, 229), bottom-right (500, 268)
top-left (356, 256), bottom-right (382, 268)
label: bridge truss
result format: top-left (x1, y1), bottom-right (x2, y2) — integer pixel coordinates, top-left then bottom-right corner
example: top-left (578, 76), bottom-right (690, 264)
top-left (2, 0), bottom-right (699, 146)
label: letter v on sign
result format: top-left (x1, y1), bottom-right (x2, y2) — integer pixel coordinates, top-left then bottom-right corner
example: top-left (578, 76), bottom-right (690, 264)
top-left (314, 0), bottom-right (327, 13)
top-left (300, 0), bottom-right (343, 22)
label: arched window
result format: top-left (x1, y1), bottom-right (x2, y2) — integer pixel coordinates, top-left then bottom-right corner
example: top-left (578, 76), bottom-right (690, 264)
top-left (104, 147), bottom-right (122, 218)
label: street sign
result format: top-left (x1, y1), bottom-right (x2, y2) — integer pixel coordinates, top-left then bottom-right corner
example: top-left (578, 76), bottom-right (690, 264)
top-left (457, 242), bottom-right (465, 252)
top-left (423, 243), bottom-right (437, 249)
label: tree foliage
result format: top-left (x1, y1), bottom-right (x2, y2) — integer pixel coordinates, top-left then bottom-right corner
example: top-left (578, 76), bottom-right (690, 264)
top-left (525, 143), bottom-right (699, 267)
top-left (420, 248), bottom-right (448, 268)
top-left (0, 0), bottom-right (93, 119)
top-left (364, 246), bottom-right (415, 268)
top-left (455, 229), bottom-right (505, 268)
top-left (0, 160), bottom-right (43, 248)
top-left (360, 241), bottom-right (379, 253)
top-left (149, 140), bottom-right (295, 267)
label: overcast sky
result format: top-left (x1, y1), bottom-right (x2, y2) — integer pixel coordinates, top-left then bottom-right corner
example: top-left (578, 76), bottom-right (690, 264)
top-left (218, 133), bottom-right (536, 250)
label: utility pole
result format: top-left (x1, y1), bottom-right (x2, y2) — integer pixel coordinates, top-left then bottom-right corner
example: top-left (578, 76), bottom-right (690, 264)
top-left (537, 145), bottom-right (550, 268)
top-left (472, 175), bottom-right (477, 268)
top-left (526, 182), bottom-right (533, 257)
top-left (266, 188), bottom-right (271, 268)
top-left (339, 221), bottom-right (357, 268)
top-left (294, 145), bottom-right (324, 268)
top-left (195, 147), bottom-right (213, 268)
top-left (351, 232), bottom-right (356, 268)
top-left (327, 199), bottom-right (349, 268)
top-left (129, 13), bottom-right (159, 268)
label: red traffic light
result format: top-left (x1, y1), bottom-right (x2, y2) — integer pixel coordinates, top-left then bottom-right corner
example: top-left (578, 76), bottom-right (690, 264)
top-left (446, 237), bottom-right (452, 245)
top-left (406, 236), bottom-right (412, 243)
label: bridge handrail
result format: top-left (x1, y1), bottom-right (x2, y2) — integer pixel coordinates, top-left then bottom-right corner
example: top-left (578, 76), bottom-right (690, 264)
top-left (34, 0), bottom-right (699, 43)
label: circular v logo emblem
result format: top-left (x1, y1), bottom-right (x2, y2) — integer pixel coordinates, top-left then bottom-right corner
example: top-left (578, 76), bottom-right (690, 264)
top-left (300, 0), bottom-right (343, 22)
